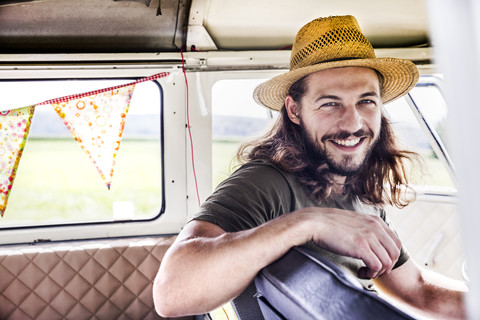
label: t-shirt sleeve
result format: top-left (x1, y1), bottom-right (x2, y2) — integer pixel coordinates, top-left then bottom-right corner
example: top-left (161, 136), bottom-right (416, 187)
top-left (191, 162), bottom-right (294, 232)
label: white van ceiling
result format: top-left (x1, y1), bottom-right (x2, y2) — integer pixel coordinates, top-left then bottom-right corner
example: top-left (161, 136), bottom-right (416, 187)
top-left (0, 0), bottom-right (429, 53)
top-left (201, 0), bottom-right (429, 50)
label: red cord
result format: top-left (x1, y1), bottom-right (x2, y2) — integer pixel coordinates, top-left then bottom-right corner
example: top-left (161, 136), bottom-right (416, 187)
top-left (181, 50), bottom-right (229, 319)
top-left (180, 48), bottom-right (201, 207)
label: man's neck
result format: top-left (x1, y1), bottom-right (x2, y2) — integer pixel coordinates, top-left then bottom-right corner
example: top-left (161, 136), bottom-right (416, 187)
top-left (331, 174), bottom-right (347, 195)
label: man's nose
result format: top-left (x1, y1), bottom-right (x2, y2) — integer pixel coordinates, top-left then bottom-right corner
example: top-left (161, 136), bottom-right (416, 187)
top-left (338, 106), bottom-right (363, 133)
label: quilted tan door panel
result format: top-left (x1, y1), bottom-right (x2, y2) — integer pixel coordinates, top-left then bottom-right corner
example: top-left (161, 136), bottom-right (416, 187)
top-left (0, 236), bottom-right (191, 320)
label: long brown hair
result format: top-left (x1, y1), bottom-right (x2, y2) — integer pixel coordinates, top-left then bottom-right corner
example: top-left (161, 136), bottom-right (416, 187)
top-left (237, 75), bottom-right (420, 208)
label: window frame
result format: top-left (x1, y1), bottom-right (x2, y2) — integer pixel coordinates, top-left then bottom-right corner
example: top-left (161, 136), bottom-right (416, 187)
top-left (0, 77), bottom-right (165, 229)
top-left (404, 76), bottom-right (455, 186)
top-left (0, 60), bottom-right (189, 245)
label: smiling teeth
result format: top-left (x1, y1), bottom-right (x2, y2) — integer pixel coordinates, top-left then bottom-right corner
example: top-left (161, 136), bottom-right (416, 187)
top-left (334, 138), bottom-right (361, 147)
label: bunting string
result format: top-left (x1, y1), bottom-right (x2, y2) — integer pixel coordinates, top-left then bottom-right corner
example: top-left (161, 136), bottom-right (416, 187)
top-left (37, 72), bottom-right (170, 106)
top-left (0, 72), bottom-right (170, 216)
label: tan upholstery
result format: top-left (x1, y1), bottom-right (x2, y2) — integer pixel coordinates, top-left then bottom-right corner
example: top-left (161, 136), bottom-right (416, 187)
top-left (0, 235), bottom-right (191, 320)
top-left (387, 198), bottom-right (464, 280)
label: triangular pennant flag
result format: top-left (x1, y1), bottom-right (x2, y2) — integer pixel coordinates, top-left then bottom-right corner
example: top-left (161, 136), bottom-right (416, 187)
top-left (0, 105), bottom-right (35, 216)
top-left (50, 84), bottom-right (135, 189)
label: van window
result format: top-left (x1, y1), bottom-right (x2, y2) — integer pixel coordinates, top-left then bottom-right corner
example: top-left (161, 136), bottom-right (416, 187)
top-left (212, 79), bottom-right (274, 188)
top-left (0, 79), bottom-right (163, 228)
top-left (385, 80), bottom-right (454, 189)
top-left (212, 77), bottom-right (454, 190)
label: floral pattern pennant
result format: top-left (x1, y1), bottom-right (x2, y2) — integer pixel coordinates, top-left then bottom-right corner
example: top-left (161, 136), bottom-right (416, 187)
top-left (0, 106), bottom-right (35, 216)
top-left (50, 85), bottom-right (135, 189)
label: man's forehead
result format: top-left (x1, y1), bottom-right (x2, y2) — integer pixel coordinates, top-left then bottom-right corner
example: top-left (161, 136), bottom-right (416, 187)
top-left (304, 67), bottom-right (381, 94)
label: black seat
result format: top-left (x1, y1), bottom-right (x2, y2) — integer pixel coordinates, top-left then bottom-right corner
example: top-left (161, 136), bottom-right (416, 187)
top-left (254, 246), bottom-right (417, 320)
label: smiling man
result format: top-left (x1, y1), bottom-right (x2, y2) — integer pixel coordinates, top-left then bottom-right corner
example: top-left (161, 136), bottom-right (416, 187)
top-left (154, 15), bottom-right (467, 319)
top-left (286, 67), bottom-right (382, 177)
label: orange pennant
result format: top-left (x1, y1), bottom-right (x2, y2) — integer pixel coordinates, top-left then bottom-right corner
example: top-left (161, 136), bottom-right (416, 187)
top-left (51, 85), bottom-right (135, 189)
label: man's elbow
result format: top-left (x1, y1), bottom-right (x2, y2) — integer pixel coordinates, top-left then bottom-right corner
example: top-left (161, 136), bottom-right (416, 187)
top-left (153, 276), bottom-right (184, 318)
top-left (153, 297), bottom-right (176, 318)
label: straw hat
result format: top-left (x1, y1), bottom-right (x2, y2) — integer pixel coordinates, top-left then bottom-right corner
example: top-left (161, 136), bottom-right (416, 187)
top-left (253, 15), bottom-right (419, 111)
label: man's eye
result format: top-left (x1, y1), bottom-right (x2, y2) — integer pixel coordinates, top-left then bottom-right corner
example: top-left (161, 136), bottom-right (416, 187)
top-left (321, 102), bottom-right (338, 108)
top-left (360, 99), bottom-right (375, 104)
top-left (359, 99), bottom-right (377, 107)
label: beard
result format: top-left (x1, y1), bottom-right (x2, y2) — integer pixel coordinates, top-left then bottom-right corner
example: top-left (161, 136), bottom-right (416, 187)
top-left (300, 122), bottom-right (379, 177)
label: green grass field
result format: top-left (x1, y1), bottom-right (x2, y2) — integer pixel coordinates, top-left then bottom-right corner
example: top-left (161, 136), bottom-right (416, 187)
top-left (1, 139), bottom-right (163, 226)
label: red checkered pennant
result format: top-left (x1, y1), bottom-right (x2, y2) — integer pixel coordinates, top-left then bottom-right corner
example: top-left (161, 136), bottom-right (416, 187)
top-left (0, 106), bottom-right (35, 216)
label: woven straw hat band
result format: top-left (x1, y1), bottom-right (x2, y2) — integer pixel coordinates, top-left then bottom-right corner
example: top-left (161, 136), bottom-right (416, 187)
top-left (290, 15), bottom-right (376, 70)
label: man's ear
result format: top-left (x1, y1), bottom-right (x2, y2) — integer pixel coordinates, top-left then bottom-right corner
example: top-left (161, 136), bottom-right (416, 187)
top-left (285, 95), bottom-right (301, 125)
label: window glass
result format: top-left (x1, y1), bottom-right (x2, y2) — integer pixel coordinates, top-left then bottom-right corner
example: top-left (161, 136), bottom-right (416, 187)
top-left (409, 83), bottom-right (449, 148)
top-left (384, 83), bottom-right (454, 188)
top-left (0, 79), bottom-right (163, 228)
top-left (212, 79), bottom-right (275, 188)
top-left (212, 77), bottom-right (454, 191)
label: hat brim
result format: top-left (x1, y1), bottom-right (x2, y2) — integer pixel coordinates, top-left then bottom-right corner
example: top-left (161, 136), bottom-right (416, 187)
top-left (253, 58), bottom-right (419, 111)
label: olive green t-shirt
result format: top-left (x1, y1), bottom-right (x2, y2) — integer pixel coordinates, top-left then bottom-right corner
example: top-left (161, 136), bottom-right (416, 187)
top-left (192, 160), bottom-right (409, 291)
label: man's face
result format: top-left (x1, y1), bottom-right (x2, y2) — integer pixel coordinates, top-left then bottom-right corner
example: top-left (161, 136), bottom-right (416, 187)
top-left (286, 67), bottom-right (382, 176)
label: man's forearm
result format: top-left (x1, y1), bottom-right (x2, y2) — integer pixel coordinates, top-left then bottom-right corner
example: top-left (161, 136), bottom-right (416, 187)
top-left (414, 269), bottom-right (467, 319)
top-left (376, 262), bottom-right (467, 319)
top-left (153, 213), bottom-right (309, 317)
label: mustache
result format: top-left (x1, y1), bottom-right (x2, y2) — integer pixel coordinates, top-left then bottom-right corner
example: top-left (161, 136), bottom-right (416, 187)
top-left (321, 128), bottom-right (374, 142)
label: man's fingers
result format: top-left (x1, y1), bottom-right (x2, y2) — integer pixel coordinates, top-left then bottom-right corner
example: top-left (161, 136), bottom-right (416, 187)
top-left (367, 238), bottom-right (397, 277)
top-left (377, 221), bottom-right (402, 270)
top-left (357, 251), bottom-right (382, 279)
top-left (357, 224), bottom-right (401, 279)
top-left (380, 221), bottom-right (402, 250)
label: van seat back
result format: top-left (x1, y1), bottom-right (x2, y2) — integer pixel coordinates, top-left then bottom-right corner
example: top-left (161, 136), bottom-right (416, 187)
top-left (0, 236), bottom-right (179, 320)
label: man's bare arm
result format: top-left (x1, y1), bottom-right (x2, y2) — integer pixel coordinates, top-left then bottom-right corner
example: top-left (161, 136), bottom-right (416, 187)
top-left (374, 259), bottom-right (467, 319)
top-left (153, 214), bottom-right (308, 317)
top-left (153, 207), bottom-right (402, 317)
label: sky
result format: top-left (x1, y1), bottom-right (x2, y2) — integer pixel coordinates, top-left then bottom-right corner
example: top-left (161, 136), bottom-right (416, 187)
top-left (0, 80), bottom-right (160, 115)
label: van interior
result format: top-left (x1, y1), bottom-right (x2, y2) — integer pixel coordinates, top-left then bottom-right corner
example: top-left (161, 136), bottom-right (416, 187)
top-left (0, 0), bottom-right (479, 319)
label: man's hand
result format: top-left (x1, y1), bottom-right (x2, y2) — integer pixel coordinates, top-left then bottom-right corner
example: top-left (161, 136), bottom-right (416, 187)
top-left (297, 207), bottom-right (402, 279)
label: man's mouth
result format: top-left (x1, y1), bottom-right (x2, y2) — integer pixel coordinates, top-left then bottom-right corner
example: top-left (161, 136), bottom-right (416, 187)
top-left (331, 137), bottom-right (363, 147)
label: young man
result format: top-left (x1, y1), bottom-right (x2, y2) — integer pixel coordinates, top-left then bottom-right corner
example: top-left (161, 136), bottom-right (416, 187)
top-left (154, 15), bottom-right (467, 319)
